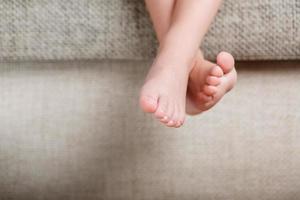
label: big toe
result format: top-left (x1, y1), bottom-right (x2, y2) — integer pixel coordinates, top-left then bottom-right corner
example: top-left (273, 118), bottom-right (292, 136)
top-left (217, 52), bottom-right (235, 74)
top-left (139, 92), bottom-right (159, 113)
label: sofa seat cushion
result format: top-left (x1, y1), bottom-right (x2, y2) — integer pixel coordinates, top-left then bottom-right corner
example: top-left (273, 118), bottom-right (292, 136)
top-left (0, 60), bottom-right (300, 199)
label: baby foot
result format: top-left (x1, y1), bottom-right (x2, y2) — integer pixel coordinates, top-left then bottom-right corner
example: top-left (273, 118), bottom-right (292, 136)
top-left (139, 59), bottom-right (191, 128)
top-left (186, 51), bottom-right (237, 115)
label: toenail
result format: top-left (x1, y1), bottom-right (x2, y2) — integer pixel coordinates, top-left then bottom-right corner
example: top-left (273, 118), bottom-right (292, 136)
top-left (168, 121), bottom-right (174, 126)
top-left (160, 117), bottom-right (168, 123)
top-left (176, 121), bottom-right (182, 127)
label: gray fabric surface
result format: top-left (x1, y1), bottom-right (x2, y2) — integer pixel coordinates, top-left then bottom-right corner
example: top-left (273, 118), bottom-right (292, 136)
top-left (0, 0), bottom-right (299, 62)
top-left (0, 60), bottom-right (300, 199)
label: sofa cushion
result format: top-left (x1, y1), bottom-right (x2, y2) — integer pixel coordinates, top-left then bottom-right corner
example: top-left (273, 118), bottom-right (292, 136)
top-left (0, 0), bottom-right (299, 61)
top-left (0, 60), bottom-right (300, 199)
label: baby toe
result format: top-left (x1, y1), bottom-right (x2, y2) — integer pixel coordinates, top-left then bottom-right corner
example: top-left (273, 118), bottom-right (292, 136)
top-left (198, 92), bottom-right (213, 102)
top-left (203, 85), bottom-right (217, 96)
top-left (172, 105), bottom-right (183, 128)
top-left (210, 66), bottom-right (224, 78)
top-left (217, 52), bottom-right (235, 74)
top-left (167, 103), bottom-right (180, 127)
top-left (206, 76), bottom-right (221, 86)
top-left (174, 121), bottom-right (182, 128)
top-left (139, 93), bottom-right (159, 113)
top-left (159, 116), bottom-right (169, 123)
top-left (176, 114), bottom-right (185, 128)
top-left (154, 97), bottom-right (169, 119)
top-left (156, 99), bottom-right (175, 127)
top-left (166, 120), bottom-right (176, 127)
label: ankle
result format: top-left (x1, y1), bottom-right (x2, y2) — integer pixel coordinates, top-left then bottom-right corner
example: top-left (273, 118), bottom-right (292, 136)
top-left (155, 47), bottom-right (196, 73)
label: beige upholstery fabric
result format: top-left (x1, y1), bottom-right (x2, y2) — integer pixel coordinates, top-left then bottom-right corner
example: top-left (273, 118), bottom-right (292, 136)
top-left (0, 0), bottom-right (299, 62)
top-left (0, 60), bottom-right (299, 199)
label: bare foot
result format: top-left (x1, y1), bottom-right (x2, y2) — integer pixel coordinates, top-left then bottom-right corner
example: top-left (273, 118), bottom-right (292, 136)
top-left (186, 51), bottom-right (237, 115)
top-left (139, 58), bottom-right (192, 128)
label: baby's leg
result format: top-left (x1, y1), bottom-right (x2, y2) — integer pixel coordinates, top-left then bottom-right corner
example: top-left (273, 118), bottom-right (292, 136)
top-left (178, 1), bottom-right (237, 114)
top-left (141, 0), bottom-right (183, 127)
top-left (140, 0), bottom-right (229, 127)
top-left (144, 0), bottom-right (175, 43)
top-left (158, 0), bottom-right (222, 67)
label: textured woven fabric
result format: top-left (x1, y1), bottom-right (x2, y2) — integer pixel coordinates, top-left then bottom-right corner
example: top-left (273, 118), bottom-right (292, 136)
top-left (0, 0), bottom-right (299, 61)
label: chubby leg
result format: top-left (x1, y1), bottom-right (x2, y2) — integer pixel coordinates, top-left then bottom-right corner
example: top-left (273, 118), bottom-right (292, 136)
top-left (141, 0), bottom-right (186, 128)
top-left (158, 0), bottom-right (222, 67)
top-left (144, 0), bottom-right (175, 42)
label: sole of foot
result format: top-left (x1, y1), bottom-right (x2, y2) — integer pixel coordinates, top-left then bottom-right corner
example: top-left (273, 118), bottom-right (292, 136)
top-left (186, 51), bottom-right (237, 115)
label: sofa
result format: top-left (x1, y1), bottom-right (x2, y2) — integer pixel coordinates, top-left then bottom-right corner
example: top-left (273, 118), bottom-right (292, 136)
top-left (0, 1), bottom-right (299, 200)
